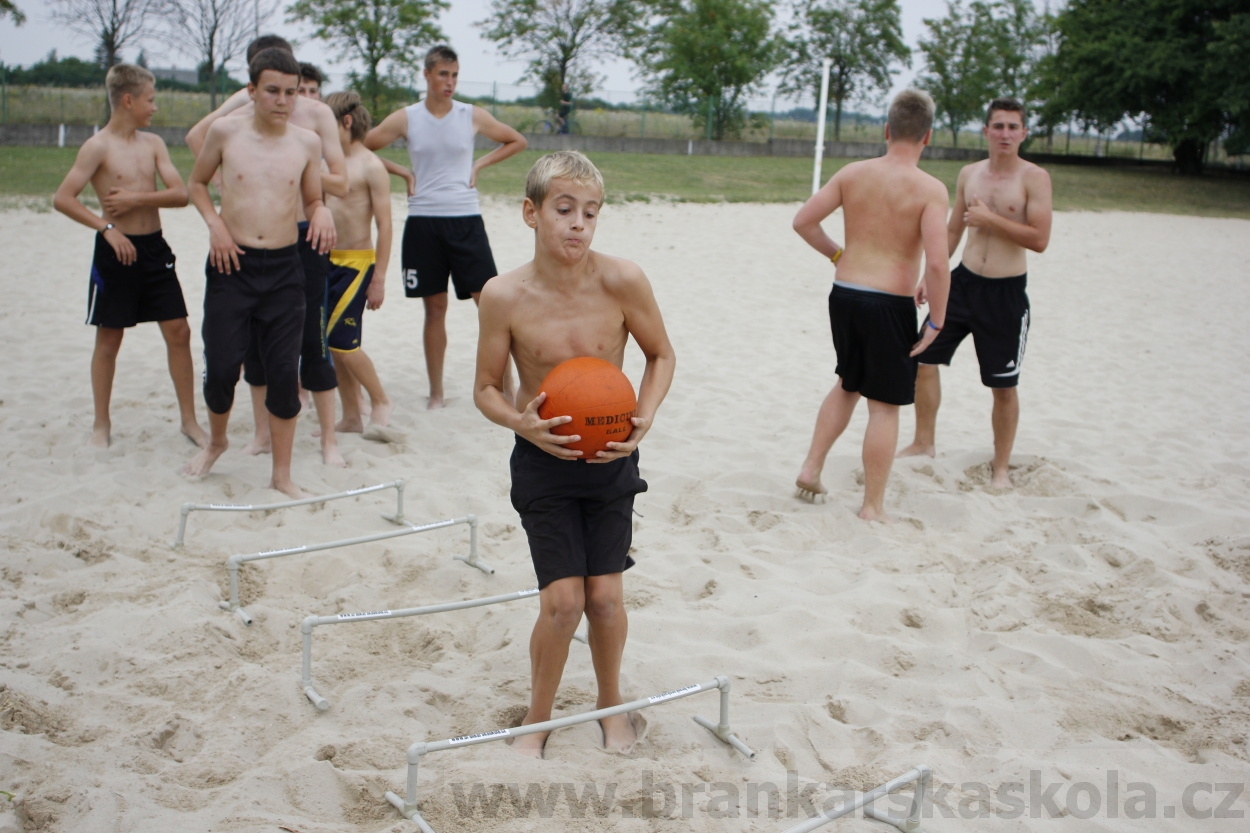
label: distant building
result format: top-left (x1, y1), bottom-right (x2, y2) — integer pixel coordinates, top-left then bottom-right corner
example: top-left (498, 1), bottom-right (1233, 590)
top-left (151, 67), bottom-right (199, 86)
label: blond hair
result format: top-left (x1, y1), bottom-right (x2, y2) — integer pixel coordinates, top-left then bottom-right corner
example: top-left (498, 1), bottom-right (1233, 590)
top-left (887, 89), bottom-right (936, 143)
top-left (525, 151), bottom-right (605, 206)
top-left (106, 63), bottom-right (155, 108)
top-left (323, 91), bottom-right (372, 142)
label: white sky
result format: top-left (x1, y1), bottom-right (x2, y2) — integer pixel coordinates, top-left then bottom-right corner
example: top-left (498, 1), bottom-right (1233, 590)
top-left (0, 0), bottom-right (997, 106)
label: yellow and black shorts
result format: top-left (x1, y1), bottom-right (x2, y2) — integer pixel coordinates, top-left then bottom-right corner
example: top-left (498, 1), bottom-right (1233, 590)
top-left (326, 249), bottom-right (376, 352)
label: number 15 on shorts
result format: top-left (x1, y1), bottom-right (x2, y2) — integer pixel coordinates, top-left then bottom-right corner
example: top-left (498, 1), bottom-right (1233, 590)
top-left (404, 268), bottom-right (419, 291)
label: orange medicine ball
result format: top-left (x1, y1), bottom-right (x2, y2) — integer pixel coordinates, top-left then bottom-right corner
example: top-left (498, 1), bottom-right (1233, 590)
top-left (538, 357), bottom-right (637, 456)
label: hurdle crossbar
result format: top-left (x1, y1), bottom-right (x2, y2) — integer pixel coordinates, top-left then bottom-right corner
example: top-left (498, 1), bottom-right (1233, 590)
top-left (780, 764), bottom-right (932, 833)
top-left (299, 588), bottom-right (540, 710)
top-left (385, 675), bottom-right (755, 829)
top-left (173, 480), bottom-right (406, 547)
top-left (219, 515), bottom-right (487, 624)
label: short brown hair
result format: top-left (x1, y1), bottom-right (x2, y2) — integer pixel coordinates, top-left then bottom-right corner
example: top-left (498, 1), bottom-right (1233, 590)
top-left (985, 97), bottom-right (1026, 125)
top-left (249, 47), bottom-right (301, 85)
top-left (324, 91), bottom-right (372, 142)
top-left (106, 63), bottom-right (154, 108)
top-left (887, 89), bottom-right (935, 143)
top-left (299, 62), bottom-right (324, 87)
top-left (424, 45), bottom-right (458, 71)
top-left (525, 151), bottom-right (605, 206)
top-left (246, 34), bottom-right (293, 62)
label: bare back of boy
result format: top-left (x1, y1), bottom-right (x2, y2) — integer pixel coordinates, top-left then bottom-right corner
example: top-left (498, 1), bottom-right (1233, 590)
top-left (834, 156), bottom-right (950, 293)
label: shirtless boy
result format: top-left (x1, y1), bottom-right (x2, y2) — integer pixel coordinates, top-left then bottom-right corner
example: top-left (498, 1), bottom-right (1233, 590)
top-left (53, 63), bottom-right (207, 449)
top-left (322, 91), bottom-right (393, 433)
top-left (183, 48), bottom-right (326, 498)
top-left (792, 89), bottom-right (950, 522)
top-left (899, 97), bottom-right (1052, 488)
top-left (367, 45), bottom-right (526, 409)
top-left (187, 36), bottom-right (346, 467)
top-left (474, 152), bottom-right (675, 757)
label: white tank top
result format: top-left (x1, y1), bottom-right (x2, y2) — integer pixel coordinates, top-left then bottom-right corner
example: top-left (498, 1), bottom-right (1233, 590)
top-left (405, 100), bottom-right (481, 217)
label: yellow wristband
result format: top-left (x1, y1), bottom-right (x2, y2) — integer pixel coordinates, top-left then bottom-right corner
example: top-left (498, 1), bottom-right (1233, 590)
top-left (831, 248), bottom-right (843, 264)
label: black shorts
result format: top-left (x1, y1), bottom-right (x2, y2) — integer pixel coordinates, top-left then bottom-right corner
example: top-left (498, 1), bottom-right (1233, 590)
top-left (201, 244), bottom-right (304, 419)
top-left (828, 283), bottom-right (919, 406)
top-left (242, 225), bottom-right (337, 392)
top-left (914, 263), bottom-right (1030, 388)
top-left (86, 230), bottom-right (188, 328)
top-left (509, 436), bottom-right (648, 590)
top-left (401, 215), bottom-right (497, 300)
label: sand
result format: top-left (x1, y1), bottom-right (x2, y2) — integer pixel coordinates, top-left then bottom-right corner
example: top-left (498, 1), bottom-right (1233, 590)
top-left (0, 197), bottom-right (1247, 833)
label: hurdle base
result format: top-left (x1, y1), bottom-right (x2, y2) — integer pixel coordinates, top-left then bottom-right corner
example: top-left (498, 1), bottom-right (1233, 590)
top-left (692, 715), bottom-right (757, 759)
top-left (385, 792), bottom-right (435, 833)
top-left (303, 684), bottom-right (329, 711)
top-left (864, 806), bottom-right (924, 833)
top-left (217, 600), bottom-right (253, 626)
top-left (454, 553), bottom-right (494, 575)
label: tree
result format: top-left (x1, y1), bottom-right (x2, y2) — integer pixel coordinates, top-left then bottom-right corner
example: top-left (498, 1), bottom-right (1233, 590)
top-left (1, 1), bottom-right (25, 25)
top-left (478, 0), bottom-right (625, 107)
top-left (780, 0), bottom-right (910, 141)
top-left (160, 0), bottom-right (278, 108)
top-left (1040, 0), bottom-right (1247, 174)
top-left (287, 0), bottom-right (448, 115)
top-left (48, 0), bottom-right (160, 69)
top-left (916, 0), bottom-right (998, 146)
top-left (622, 0), bottom-right (780, 140)
top-left (1209, 12), bottom-right (1250, 155)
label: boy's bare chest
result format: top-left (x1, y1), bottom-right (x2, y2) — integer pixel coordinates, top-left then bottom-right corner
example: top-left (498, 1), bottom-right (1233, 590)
top-left (969, 169), bottom-right (1028, 219)
top-left (223, 137), bottom-right (305, 187)
top-left (96, 145), bottom-right (155, 190)
top-left (513, 294), bottom-right (627, 365)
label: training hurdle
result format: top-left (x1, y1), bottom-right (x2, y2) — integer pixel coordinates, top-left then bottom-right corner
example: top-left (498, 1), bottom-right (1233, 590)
top-left (173, 479), bottom-right (408, 548)
top-left (220, 514), bottom-right (490, 625)
top-left (385, 675), bottom-right (755, 830)
top-left (780, 764), bottom-right (932, 833)
top-left (299, 588), bottom-right (541, 710)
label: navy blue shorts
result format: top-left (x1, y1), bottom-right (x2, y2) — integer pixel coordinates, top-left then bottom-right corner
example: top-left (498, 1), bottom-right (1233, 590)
top-left (86, 230), bottom-right (188, 328)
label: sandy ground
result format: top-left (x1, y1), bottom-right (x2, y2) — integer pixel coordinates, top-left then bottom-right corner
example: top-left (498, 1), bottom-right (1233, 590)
top-left (0, 195), bottom-right (1248, 833)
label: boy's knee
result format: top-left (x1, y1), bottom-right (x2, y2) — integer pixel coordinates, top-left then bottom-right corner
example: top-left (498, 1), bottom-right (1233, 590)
top-left (160, 318), bottom-right (192, 345)
top-left (94, 327), bottom-right (124, 356)
top-left (584, 580), bottom-right (624, 621)
top-left (540, 581), bottom-right (586, 624)
top-left (423, 293), bottom-right (449, 318)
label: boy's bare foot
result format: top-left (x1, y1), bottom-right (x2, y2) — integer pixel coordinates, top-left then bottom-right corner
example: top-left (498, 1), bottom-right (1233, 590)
top-left (511, 730), bottom-right (549, 759)
top-left (858, 504), bottom-right (892, 523)
top-left (369, 400), bottom-right (394, 428)
top-left (269, 476), bottom-right (310, 499)
top-left (795, 477), bottom-right (826, 503)
top-left (182, 421), bottom-right (209, 449)
top-left (600, 713), bottom-right (638, 753)
top-left (990, 466), bottom-right (1013, 489)
top-left (243, 437), bottom-right (271, 455)
top-left (183, 439), bottom-right (228, 478)
top-left (90, 423), bottom-right (111, 448)
top-left (334, 416), bottom-right (365, 434)
top-left (322, 444), bottom-right (347, 468)
top-left (426, 394), bottom-right (445, 410)
top-left (896, 442), bottom-right (935, 458)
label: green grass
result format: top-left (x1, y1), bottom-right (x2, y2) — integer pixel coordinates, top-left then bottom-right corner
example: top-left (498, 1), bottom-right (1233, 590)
top-left (4, 145), bottom-right (1248, 218)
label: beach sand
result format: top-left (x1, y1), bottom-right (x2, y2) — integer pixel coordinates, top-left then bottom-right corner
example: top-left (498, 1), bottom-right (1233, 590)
top-left (0, 197), bottom-right (1247, 832)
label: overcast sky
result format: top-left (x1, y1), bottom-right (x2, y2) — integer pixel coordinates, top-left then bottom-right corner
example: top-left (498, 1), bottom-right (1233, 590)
top-left (0, 0), bottom-right (1010, 106)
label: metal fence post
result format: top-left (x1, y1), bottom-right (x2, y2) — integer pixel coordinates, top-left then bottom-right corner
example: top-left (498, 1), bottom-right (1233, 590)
top-left (705, 96), bottom-right (713, 140)
top-left (640, 102), bottom-right (646, 139)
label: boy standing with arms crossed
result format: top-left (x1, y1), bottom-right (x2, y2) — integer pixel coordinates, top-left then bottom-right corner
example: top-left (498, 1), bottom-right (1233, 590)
top-left (322, 91), bottom-right (394, 433)
top-left (792, 89), bottom-right (950, 522)
top-left (899, 98), bottom-right (1052, 488)
top-left (182, 48), bottom-right (326, 498)
top-left (475, 152), bottom-right (675, 757)
top-left (54, 63), bottom-right (207, 449)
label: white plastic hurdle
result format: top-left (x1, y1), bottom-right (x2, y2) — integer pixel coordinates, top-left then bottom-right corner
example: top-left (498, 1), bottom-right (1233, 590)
top-left (299, 588), bottom-right (541, 710)
top-left (384, 675), bottom-right (756, 831)
top-left (780, 764), bottom-right (932, 833)
top-left (220, 515), bottom-right (489, 624)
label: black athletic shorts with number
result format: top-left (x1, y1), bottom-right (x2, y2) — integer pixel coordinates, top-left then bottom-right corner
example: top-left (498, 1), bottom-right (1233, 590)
top-left (510, 436), bottom-right (648, 590)
top-left (86, 230), bottom-right (188, 328)
top-left (242, 223), bottom-right (337, 392)
top-left (201, 244), bottom-right (304, 420)
top-left (828, 282), bottom-right (919, 406)
top-left (914, 263), bottom-right (1030, 388)
top-left (401, 215), bottom-right (497, 300)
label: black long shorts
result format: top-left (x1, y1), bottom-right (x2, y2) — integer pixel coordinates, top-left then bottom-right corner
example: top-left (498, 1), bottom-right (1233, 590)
top-left (86, 230), bottom-right (188, 328)
top-left (201, 244), bottom-right (304, 419)
top-left (914, 263), bottom-right (1030, 388)
top-left (828, 283), bottom-right (919, 406)
top-left (509, 436), bottom-right (647, 589)
top-left (242, 225), bottom-right (337, 392)
top-left (401, 215), bottom-right (497, 300)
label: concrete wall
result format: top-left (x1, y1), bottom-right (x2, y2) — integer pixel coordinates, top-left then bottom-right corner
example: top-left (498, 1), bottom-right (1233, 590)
top-left (0, 123), bottom-right (188, 146)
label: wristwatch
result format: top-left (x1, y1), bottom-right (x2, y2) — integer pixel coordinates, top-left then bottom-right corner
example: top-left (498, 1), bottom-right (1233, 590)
top-left (102, 223), bottom-right (115, 233)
